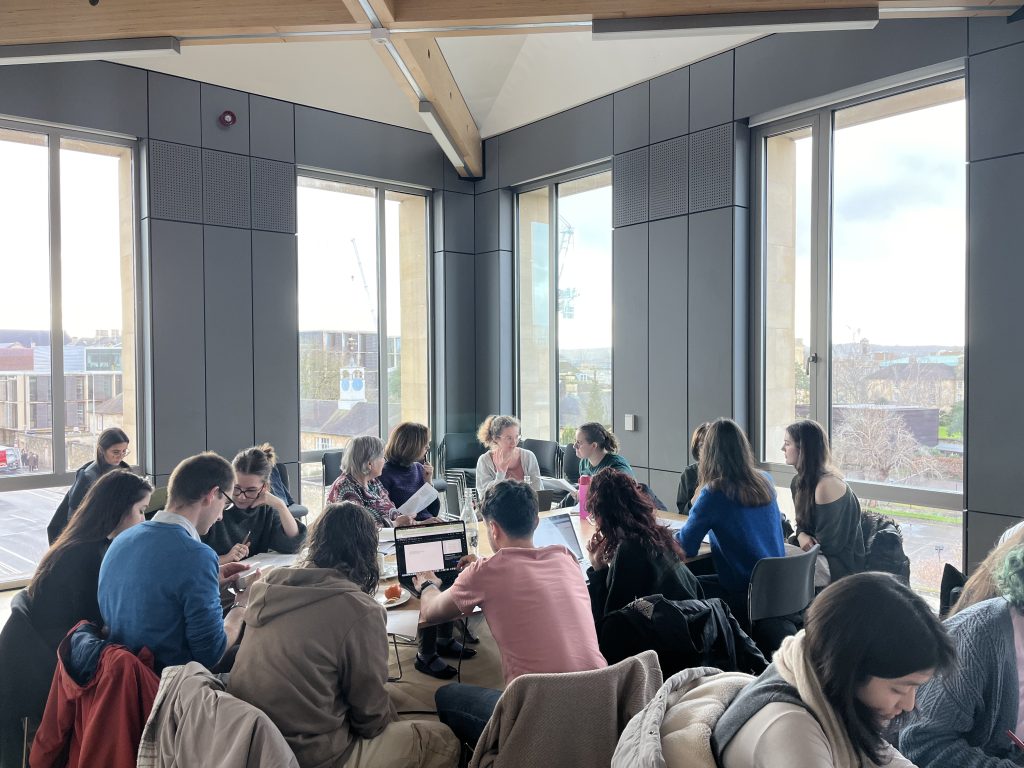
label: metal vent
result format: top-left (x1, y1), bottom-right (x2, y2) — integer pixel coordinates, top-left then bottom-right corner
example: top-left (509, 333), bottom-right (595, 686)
top-left (251, 158), bottom-right (296, 234)
top-left (688, 123), bottom-right (733, 213)
top-left (649, 136), bottom-right (688, 221)
top-left (149, 141), bottom-right (202, 223)
top-left (613, 146), bottom-right (649, 228)
top-left (203, 149), bottom-right (251, 228)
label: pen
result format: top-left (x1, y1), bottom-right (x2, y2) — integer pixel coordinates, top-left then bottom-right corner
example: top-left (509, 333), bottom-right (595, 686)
top-left (242, 530), bottom-right (252, 547)
top-left (1007, 730), bottom-right (1024, 751)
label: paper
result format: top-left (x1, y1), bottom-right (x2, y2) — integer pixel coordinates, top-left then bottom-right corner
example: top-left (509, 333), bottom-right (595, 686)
top-left (377, 542), bottom-right (396, 555)
top-left (542, 477), bottom-right (577, 494)
top-left (386, 609), bottom-right (420, 638)
top-left (242, 552), bottom-right (299, 572)
top-left (396, 483), bottom-right (439, 517)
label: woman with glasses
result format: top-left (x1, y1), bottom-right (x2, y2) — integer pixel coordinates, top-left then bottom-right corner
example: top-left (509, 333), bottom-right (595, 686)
top-left (327, 436), bottom-right (414, 528)
top-left (46, 427), bottom-right (132, 543)
top-left (202, 443), bottom-right (307, 564)
top-left (475, 415), bottom-right (542, 495)
top-left (574, 422), bottom-right (634, 478)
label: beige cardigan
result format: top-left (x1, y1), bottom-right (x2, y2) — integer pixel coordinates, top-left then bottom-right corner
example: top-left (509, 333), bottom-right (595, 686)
top-left (470, 650), bottom-right (662, 768)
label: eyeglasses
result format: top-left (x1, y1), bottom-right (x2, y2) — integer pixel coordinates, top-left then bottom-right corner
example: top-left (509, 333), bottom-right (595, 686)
top-left (107, 448), bottom-right (131, 458)
top-left (218, 488), bottom-right (235, 510)
top-left (232, 483), bottom-right (265, 500)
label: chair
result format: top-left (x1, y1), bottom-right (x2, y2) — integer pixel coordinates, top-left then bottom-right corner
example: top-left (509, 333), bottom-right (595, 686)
top-left (748, 545), bottom-right (819, 623)
top-left (272, 462), bottom-right (308, 520)
top-left (438, 432), bottom-right (485, 487)
top-left (562, 444), bottom-right (581, 483)
top-left (520, 438), bottom-right (562, 478)
top-left (144, 486), bottom-right (168, 516)
top-left (321, 450), bottom-right (344, 489)
top-left (940, 562), bottom-right (967, 618)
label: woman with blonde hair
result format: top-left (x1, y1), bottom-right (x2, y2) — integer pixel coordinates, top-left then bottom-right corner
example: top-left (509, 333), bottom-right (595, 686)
top-left (948, 523), bottom-right (1024, 616)
top-left (475, 415), bottom-right (542, 495)
top-left (328, 436), bottom-right (413, 528)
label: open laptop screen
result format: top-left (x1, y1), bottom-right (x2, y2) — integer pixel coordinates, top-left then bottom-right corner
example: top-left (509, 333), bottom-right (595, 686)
top-left (534, 513), bottom-right (586, 562)
top-left (394, 521), bottom-right (468, 577)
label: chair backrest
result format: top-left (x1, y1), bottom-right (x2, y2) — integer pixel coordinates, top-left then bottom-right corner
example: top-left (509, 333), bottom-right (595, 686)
top-left (940, 562), bottom-right (967, 618)
top-left (562, 444), bottom-right (581, 483)
top-left (439, 432), bottom-right (486, 473)
top-left (520, 439), bottom-right (562, 477)
top-left (748, 544), bottom-right (820, 623)
top-left (322, 450), bottom-right (344, 488)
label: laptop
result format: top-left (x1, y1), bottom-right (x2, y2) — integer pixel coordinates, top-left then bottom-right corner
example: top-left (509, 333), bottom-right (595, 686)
top-left (534, 512), bottom-right (590, 580)
top-left (393, 520), bottom-right (469, 579)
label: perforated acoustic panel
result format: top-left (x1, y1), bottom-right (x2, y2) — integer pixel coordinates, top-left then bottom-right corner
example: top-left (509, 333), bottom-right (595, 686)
top-left (251, 158), bottom-right (296, 234)
top-left (613, 146), bottom-right (649, 228)
top-left (649, 136), bottom-right (688, 221)
top-left (203, 149), bottom-right (251, 228)
top-left (149, 141), bottom-right (203, 224)
top-left (688, 123), bottom-right (734, 214)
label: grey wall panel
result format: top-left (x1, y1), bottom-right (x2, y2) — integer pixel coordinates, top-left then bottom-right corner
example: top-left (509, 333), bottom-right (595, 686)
top-left (149, 72), bottom-right (201, 146)
top-left (650, 469), bottom-right (682, 512)
top-left (688, 208), bottom-right (735, 428)
top-left (614, 82), bottom-right (651, 154)
top-left (149, 141), bottom-right (203, 223)
top-left (497, 97), bottom-right (613, 188)
top-left (444, 252), bottom-right (477, 432)
top-left (966, 155), bottom-right (1024, 515)
top-left (613, 224), bottom-right (649, 467)
top-left (150, 220), bottom-right (206, 475)
top-left (443, 191), bottom-right (475, 254)
top-left (203, 150), bottom-right (251, 229)
top-left (0, 61), bottom-right (147, 138)
top-left (689, 51), bottom-right (734, 132)
top-left (249, 95), bottom-right (295, 163)
top-left (201, 83), bottom-right (250, 155)
top-left (968, 43), bottom-right (1024, 162)
top-left (966, 510), bottom-right (1020, 574)
top-left (432, 191), bottom-right (445, 254)
top-left (444, 157), bottom-right (476, 194)
top-left (251, 159), bottom-right (297, 234)
top-left (689, 124), bottom-right (734, 213)
top-left (733, 122), bottom-right (751, 210)
top-left (731, 207), bottom-right (749, 432)
top-left (969, 16), bottom-right (1024, 55)
top-left (632, 467), bottom-right (651, 486)
top-left (649, 216), bottom-right (688, 472)
top-left (252, 231), bottom-right (300, 462)
top-left (474, 189), bottom-right (512, 253)
top-left (475, 251), bottom-right (501, 420)
top-left (650, 67), bottom-right (690, 143)
top-left (498, 250), bottom-right (515, 414)
top-left (203, 226), bottom-right (255, 458)
top-left (474, 137), bottom-right (501, 195)
top-left (613, 147), bottom-right (649, 228)
top-left (734, 19), bottom-right (966, 120)
top-left (649, 137), bottom-right (688, 221)
top-left (295, 105), bottom-right (442, 189)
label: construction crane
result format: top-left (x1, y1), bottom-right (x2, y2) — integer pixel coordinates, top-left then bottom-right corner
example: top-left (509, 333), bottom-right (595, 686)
top-left (556, 215), bottom-right (579, 319)
top-left (349, 237), bottom-right (377, 326)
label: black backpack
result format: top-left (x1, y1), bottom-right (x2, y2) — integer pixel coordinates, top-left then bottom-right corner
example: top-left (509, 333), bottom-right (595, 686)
top-left (860, 511), bottom-right (911, 585)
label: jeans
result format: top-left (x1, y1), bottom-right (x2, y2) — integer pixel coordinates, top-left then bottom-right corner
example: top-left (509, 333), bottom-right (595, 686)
top-left (434, 683), bottom-right (502, 747)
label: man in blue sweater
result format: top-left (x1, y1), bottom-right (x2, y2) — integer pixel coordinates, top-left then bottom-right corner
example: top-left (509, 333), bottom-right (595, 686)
top-left (99, 452), bottom-right (248, 670)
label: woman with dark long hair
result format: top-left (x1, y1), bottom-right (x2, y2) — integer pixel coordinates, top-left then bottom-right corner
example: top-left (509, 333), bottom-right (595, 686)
top-left (783, 419), bottom-right (865, 585)
top-left (715, 572), bottom-right (954, 768)
top-left (228, 502), bottom-right (459, 768)
top-left (0, 469), bottom-right (152, 760)
top-left (585, 469), bottom-right (701, 626)
top-left (47, 427), bottom-right (131, 543)
top-left (676, 421), bottom-right (710, 515)
top-left (675, 418), bottom-right (785, 622)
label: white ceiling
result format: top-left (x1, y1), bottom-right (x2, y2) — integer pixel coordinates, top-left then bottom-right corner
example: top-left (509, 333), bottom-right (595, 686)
top-left (110, 30), bottom-right (759, 139)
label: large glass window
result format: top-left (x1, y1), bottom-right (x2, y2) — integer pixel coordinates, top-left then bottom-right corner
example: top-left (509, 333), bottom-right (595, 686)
top-left (755, 79), bottom-right (966, 601)
top-left (516, 169), bottom-right (612, 443)
top-left (297, 176), bottom-right (430, 510)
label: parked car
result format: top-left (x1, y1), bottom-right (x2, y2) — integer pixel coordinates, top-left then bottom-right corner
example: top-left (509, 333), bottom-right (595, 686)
top-left (0, 446), bottom-right (22, 474)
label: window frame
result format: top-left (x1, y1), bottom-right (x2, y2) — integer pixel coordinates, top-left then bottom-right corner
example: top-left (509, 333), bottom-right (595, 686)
top-left (749, 73), bottom-right (966, 512)
top-left (295, 169), bottom-right (434, 466)
top-left (513, 161), bottom-right (612, 441)
top-left (0, 117), bottom-right (145, 492)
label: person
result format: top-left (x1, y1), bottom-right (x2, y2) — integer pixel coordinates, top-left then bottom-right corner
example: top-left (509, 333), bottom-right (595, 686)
top-left (413, 480), bottom-right (607, 747)
top-left (676, 422), bottom-right (710, 515)
top-left (949, 524), bottom-right (1024, 616)
top-left (474, 415), bottom-right (542, 495)
top-left (380, 422), bottom-right (440, 522)
top-left (99, 452), bottom-right (251, 671)
top-left (0, 470), bottom-right (152, 761)
top-left (202, 443), bottom-right (306, 564)
top-left (783, 419), bottom-right (865, 584)
top-left (574, 422), bottom-right (634, 478)
top-left (714, 572), bottom-right (954, 768)
top-left (327, 436), bottom-right (413, 528)
top-left (228, 502), bottom-right (460, 768)
top-left (46, 427), bottom-right (131, 543)
top-left (585, 468), bottom-right (702, 627)
top-left (901, 545), bottom-right (1024, 767)
top-left (675, 418), bottom-right (785, 623)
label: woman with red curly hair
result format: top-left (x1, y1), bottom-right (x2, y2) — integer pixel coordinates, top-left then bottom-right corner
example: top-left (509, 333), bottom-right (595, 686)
top-left (585, 469), bottom-right (703, 628)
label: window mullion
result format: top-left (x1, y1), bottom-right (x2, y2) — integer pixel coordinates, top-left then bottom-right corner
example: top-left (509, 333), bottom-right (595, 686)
top-left (376, 187), bottom-right (388, 439)
top-left (548, 184), bottom-right (558, 441)
top-left (811, 110), bottom-right (833, 429)
top-left (48, 134), bottom-right (67, 475)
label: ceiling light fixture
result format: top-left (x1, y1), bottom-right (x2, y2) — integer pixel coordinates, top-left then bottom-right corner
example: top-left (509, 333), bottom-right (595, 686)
top-left (418, 101), bottom-right (466, 172)
top-left (0, 36), bottom-right (180, 66)
top-left (592, 8), bottom-right (879, 39)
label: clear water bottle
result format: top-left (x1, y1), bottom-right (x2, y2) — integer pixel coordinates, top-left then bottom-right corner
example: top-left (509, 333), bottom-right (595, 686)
top-left (524, 474), bottom-right (532, 488)
top-left (461, 489), bottom-right (479, 553)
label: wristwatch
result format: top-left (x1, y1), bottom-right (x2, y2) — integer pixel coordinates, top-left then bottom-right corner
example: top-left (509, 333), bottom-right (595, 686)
top-left (417, 580), bottom-right (440, 595)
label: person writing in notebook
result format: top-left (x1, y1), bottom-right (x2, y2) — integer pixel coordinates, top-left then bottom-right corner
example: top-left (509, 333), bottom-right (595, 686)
top-left (414, 480), bottom-right (606, 747)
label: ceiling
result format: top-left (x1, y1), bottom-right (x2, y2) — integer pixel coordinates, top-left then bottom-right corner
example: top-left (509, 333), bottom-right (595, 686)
top-left (109, 30), bottom-right (758, 138)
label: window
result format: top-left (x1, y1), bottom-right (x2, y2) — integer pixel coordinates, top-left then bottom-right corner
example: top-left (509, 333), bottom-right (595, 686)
top-left (516, 169), bottom-right (612, 443)
top-left (754, 79), bottom-right (966, 600)
top-left (296, 176), bottom-right (430, 471)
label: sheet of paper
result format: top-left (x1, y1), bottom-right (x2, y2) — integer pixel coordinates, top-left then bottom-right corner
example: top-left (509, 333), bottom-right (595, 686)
top-left (243, 552), bottom-right (300, 570)
top-left (542, 476), bottom-right (576, 494)
top-left (386, 609), bottom-right (420, 638)
top-left (396, 483), bottom-right (439, 517)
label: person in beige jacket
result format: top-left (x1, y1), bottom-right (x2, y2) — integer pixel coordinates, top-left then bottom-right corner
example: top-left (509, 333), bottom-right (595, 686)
top-left (228, 501), bottom-right (459, 768)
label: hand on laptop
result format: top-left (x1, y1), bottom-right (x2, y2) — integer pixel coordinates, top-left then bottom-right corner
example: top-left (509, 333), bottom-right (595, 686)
top-left (412, 571), bottom-right (441, 593)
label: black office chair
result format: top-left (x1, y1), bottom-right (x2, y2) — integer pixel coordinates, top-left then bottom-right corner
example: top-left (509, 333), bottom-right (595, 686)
top-left (940, 562), bottom-right (967, 618)
top-left (439, 432), bottom-right (485, 488)
top-left (520, 438), bottom-right (562, 478)
top-left (273, 462), bottom-right (308, 520)
top-left (322, 450), bottom-right (345, 489)
top-left (561, 444), bottom-right (581, 483)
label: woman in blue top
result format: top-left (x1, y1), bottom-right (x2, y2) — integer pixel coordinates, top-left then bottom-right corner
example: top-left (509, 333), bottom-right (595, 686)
top-left (676, 418), bottom-right (785, 625)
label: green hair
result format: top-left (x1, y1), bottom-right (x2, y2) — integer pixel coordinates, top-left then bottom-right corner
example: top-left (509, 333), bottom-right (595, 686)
top-left (995, 546), bottom-right (1024, 610)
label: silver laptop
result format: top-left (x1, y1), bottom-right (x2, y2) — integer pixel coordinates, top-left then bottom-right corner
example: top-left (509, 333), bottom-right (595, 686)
top-left (534, 512), bottom-right (590, 580)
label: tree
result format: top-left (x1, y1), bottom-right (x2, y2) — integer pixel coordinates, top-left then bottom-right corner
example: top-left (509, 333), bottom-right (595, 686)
top-left (832, 406), bottom-right (940, 484)
top-left (584, 380), bottom-right (606, 424)
top-left (299, 347), bottom-right (343, 400)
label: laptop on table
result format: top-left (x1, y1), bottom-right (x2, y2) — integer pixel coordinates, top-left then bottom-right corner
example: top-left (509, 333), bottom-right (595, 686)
top-left (533, 512), bottom-right (591, 581)
top-left (394, 520), bottom-right (469, 588)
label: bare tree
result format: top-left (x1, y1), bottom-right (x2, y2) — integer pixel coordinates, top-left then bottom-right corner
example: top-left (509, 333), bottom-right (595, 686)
top-left (832, 406), bottom-right (941, 484)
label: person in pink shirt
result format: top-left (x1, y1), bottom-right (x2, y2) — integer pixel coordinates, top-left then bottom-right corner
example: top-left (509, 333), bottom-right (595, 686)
top-left (414, 480), bottom-right (607, 747)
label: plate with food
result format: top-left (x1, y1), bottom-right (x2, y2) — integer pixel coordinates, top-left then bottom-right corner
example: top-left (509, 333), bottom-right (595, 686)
top-left (375, 584), bottom-right (411, 609)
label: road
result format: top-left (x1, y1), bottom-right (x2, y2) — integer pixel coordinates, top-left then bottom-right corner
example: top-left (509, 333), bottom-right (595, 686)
top-left (0, 487), bottom-right (65, 586)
